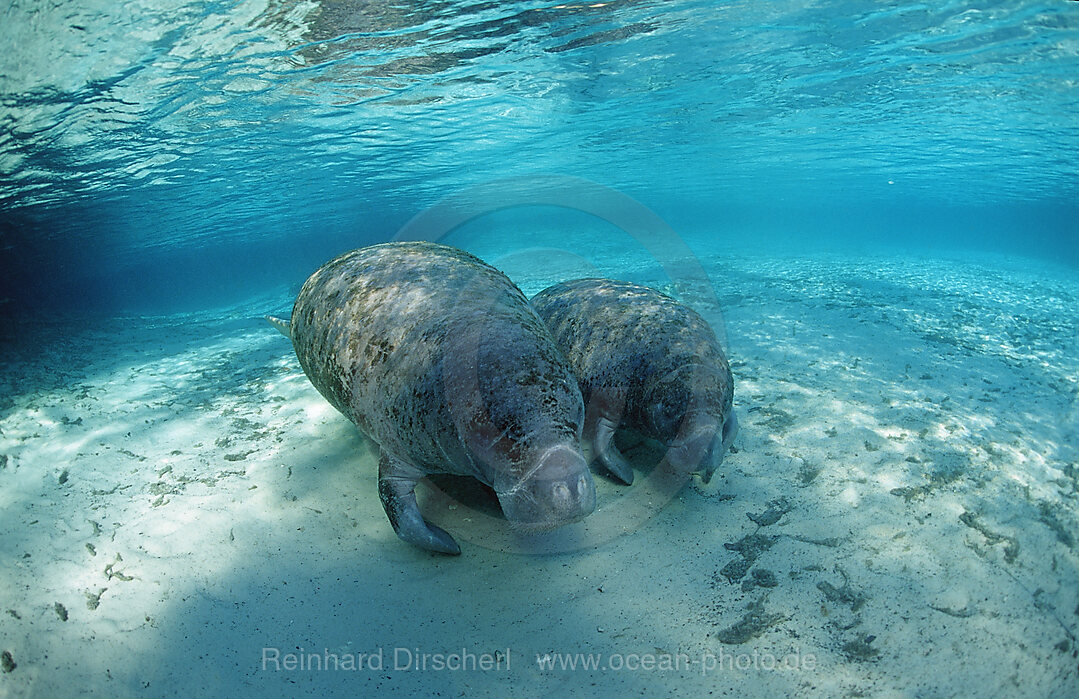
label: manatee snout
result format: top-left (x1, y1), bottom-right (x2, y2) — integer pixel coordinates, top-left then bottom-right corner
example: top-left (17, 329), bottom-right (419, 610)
top-left (497, 446), bottom-right (596, 530)
top-left (667, 412), bottom-right (739, 484)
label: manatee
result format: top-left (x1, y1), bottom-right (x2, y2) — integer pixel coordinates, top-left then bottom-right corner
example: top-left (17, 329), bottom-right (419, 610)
top-left (531, 278), bottom-right (737, 485)
top-left (268, 242), bottom-right (595, 554)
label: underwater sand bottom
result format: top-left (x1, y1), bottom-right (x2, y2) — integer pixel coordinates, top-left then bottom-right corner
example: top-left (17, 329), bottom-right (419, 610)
top-left (0, 252), bottom-right (1077, 697)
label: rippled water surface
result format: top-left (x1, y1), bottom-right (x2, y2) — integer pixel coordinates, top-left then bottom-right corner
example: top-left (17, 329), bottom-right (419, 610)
top-left (1, 0), bottom-right (1077, 311)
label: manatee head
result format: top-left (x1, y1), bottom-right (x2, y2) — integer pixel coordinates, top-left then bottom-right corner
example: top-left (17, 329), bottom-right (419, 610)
top-left (444, 311), bottom-right (597, 530)
top-left (661, 410), bottom-right (739, 484)
top-left (493, 444), bottom-right (596, 530)
top-left (645, 362), bottom-right (737, 483)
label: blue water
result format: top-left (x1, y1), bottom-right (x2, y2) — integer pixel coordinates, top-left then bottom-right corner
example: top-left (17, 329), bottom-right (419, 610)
top-left (2, 3), bottom-right (1079, 698)
top-left (1, 0), bottom-right (1077, 314)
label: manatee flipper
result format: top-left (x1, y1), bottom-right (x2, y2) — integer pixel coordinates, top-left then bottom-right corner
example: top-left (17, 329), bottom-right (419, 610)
top-left (377, 451), bottom-right (461, 555)
top-left (592, 415), bottom-right (634, 485)
top-left (265, 315), bottom-right (291, 338)
top-left (721, 412), bottom-right (739, 455)
top-left (699, 412), bottom-right (738, 485)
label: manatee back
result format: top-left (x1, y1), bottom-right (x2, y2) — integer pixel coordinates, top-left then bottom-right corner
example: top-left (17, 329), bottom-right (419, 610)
top-left (532, 278), bottom-right (733, 430)
top-left (290, 242), bottom-right (521, 424)
top-left (289, 242), bottom-right (580, 472)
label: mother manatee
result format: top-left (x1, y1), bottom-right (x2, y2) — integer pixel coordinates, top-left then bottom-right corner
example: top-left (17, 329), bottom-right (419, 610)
top-left (269, 242), bottom-right (595, 554)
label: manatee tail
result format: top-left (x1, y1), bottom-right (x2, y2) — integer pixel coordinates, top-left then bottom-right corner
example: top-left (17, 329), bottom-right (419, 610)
top-left (265, 315), bottom-right (291, 338)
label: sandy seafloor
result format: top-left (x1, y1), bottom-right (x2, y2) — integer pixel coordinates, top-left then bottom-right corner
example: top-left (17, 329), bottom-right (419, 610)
top-left (1, 246), bottom-right (1077, 698)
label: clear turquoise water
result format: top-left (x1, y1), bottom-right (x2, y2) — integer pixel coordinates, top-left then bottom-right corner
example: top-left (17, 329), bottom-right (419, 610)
top-left (1, 0), bottom-right (1077, 313)
top-left (2, 4), bottom-right (1079, 697)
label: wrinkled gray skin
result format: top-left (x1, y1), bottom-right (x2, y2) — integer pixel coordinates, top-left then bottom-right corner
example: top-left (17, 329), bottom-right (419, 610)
top-left (531, 278), bottom-right (737, 486)
top-left (274, 242), bottom-right (595, 555)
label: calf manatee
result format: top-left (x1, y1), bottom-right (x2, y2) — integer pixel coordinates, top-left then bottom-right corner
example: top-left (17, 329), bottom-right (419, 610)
top-left (269, 242), bottom-right (595, 554)
top-left (531, 278), bottom-right (737, 485)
